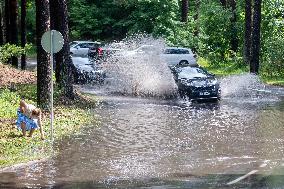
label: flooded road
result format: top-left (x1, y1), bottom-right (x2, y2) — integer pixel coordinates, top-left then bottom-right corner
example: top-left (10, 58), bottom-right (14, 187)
top-left (1, 76), bottom-right (284, 188)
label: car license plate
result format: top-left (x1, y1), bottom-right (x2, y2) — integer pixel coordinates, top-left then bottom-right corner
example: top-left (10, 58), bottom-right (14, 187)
top-left (200, 91), bottom-right (210, 95)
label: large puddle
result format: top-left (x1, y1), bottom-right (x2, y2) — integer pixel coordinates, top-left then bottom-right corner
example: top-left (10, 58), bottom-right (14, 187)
top-left (1, 77), bottom-right (284, 188)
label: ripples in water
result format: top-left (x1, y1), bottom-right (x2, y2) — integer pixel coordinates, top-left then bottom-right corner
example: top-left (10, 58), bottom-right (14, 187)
top-left (1, 74), bottom-right (284, 188)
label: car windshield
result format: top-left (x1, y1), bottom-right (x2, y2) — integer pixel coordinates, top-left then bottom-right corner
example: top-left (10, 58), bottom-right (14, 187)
top-left (178, 67), bottom-right (209, 79)
top-left (70, 42), bottom-right (78, 48)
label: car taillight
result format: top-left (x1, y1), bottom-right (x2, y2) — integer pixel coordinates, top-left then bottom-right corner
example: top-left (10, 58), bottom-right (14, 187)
top-left (98, 48), bottom-right (103, 56)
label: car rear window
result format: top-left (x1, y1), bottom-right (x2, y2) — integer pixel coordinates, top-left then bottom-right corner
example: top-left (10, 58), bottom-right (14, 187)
top-left (164, 48), bottom-right (190, 54)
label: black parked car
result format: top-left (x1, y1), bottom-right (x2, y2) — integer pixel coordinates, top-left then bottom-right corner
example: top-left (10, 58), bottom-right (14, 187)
top-left (71, 57), bottom-right (105, 84)
top-left (172, 66), bottom-right (221, 100)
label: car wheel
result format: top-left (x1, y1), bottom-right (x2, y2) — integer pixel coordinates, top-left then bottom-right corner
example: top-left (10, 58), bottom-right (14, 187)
top-left (179, 60), bottom-right (189, 66)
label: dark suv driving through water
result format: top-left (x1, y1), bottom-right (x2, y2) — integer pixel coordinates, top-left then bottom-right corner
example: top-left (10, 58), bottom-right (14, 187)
top-left (172, 66), bottom-right (221, 100)
top-left (71, 57), bottom-right (105, 84)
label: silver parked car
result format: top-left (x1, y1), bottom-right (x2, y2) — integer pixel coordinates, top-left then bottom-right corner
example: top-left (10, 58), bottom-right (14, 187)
top-left (123, 45), bottom-right (198, 67)
top-left (70, 41), bottom-right (101, 57)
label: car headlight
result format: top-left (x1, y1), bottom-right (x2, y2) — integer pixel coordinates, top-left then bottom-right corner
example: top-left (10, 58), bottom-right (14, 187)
top-left (207, 79), bottom-right (218, 85)
top-left (179, 78), bottom-right (193, 86)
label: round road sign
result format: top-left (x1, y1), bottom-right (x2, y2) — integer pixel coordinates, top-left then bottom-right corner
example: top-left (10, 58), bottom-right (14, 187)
top-left (41, 30), bottom-right (64, 53)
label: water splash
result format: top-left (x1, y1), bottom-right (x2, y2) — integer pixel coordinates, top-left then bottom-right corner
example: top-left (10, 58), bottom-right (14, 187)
top-left (100, 34), bottom-right (178, 98)
top-left (220, 73), bottom-right (279, 102)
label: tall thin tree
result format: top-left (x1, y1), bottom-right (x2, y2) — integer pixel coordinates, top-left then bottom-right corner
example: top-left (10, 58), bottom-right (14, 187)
top-left (244, 0), bottom-right (252, 65)
top-left (220, 0), bottom-right (227, 7)
top-left (9, 0), bottom-right (18, 67)
top-left (4, 0), bottom-right (10, 43)
top-left (250, 0), bottom-right (262, 74)
top-left (36, 0), bottom-right (51, 108)
top-left (50, 0), bottom-right (61, 83)
top-left (181, 0), bottom-right (189, 22)
top-left (193, 0), bottom-right (200, 53)
top-left (21, 0), bottom-right (26, 70)
top-left (229, 0), bottom-right (238, 52)
top-left (50, 0), bottom-right (74, 99)
top-left (0, 4), bottom-right (3, 45)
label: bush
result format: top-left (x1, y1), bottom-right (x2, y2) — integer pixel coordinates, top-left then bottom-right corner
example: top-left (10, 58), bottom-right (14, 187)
top-left (0, 43), bottom-right (32, 64)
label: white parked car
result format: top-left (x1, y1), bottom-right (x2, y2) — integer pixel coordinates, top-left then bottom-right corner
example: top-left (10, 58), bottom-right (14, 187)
top-left (123, 45), bottom-right (198, 67)
top-left (161, 47), bottom-right (197, 67)
top-left (70, 41), bottom-right (101, 57)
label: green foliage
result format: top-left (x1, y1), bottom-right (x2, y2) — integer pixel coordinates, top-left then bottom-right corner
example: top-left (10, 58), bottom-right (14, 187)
top-left (21, 0), bottom-right (283, 80)
top-left (68, 0), bottom-right (180, 41)
top-left (197, 1), bottom-right (232, 63)
top-left (261, 0), bottom-right (284, 78)
top-left (0, 89), bottom-right (20, 119)
top-left (261, 35), bottom-right (284, 78)
top-left (0, 44), bottom-right (32, 63)
top-left (198, 57), bottom-right (248, 76)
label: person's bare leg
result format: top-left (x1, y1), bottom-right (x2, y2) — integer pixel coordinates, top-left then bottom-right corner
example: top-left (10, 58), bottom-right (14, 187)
top-left (28, 129), bottom-right (35, 137)
top-left (19, 100), bottom-right (27, 113)
top-left (21, 122), bottom-right (26, 137)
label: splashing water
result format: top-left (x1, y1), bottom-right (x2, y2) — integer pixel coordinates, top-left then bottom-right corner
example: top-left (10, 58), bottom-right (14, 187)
top-left (220, 73), bottom-right (278, 102)
top-left (100, 34), bottom-right (178, 98)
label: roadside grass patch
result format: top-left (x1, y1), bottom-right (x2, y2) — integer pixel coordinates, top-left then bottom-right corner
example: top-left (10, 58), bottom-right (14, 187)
top-left (198, 57), bottom-right (284, 86)
top-left (198, 57), bottom-right (248, 76)
top-left (0, 84), bottom-right (99, 168)
top-left (261, 77), bottom-right (284, 87)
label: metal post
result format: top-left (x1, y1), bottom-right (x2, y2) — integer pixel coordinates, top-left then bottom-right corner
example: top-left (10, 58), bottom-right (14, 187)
top-left (50, 30), bottom-right (54, 142)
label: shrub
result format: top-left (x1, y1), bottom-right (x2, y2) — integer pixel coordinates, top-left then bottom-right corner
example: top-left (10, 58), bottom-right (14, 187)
top-left (0, 43), bottom-right (32, 64)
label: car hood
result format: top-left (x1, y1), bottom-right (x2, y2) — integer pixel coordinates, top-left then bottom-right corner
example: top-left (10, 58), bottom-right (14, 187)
top-left (72, 57), bottom-right (95, 72)
top-left (179, 77), bottom-right (219, 86)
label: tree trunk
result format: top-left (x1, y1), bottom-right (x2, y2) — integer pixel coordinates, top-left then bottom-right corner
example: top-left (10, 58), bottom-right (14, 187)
top-left (193, 0), bottom-right (200, 36)
top-left (244, 0), bottom-right (252, 65)
top-left (229, 0), bottom-right (238, 52)
top-left (36, 0), bottom-right (51, 108)
top-left (193, 0), bottom-right (200, 54)
top-left (4, 0), bottom-right (10, 43)
top-left (50, 0), bottom-right (74, 99)
top-left (50, 0), bottom-right (62, 84)
top-left (181, 0), bottom-right (189, 22)
top-left (220, 0), bottom-right (227, 7)
top-left (250, 0), bottom-right (261, 74)
top-left (21, 0), bottom-right (26, 70)
top-left (0, 7), bottom-right (3, 45)
top-left (9, 0), bottom-right (18, 67)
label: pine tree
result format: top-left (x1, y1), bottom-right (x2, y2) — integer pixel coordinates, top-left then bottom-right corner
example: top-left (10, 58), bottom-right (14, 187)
top-left (250, 0), bottom-right (261, 74)
top-left (21, 0), bottom-right (27, 70)
top-left (229, 0), bottom-right (238, 52)
top-left (36, 0), bottom-right (51, 108)
top-left (50, 0), bottom-right (74, 99)
top-left (0, 3), bottom-right (3, 45)
top-left (10, 0), bottom-right (18, 67)
top-left (244, 0), bottom-right (252, 65)
top-left (181, 0), bottom-right (189, 22)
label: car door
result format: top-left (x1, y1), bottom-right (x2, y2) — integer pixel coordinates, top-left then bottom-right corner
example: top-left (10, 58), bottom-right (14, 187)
top-left (161, 48), bottom-right (178, 66)
top-left (77, 43), bottom-right (91, 56)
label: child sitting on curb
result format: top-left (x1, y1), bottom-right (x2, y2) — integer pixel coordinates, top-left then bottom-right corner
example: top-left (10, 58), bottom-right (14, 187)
top-left (16, 99), bottom-right (44, 140)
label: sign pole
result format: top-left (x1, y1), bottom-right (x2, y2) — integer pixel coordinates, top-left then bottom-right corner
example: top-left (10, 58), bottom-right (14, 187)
top-left (50, 30), bottom-right (54, 142)
top-left (41, 29), bottom-right (64, 143)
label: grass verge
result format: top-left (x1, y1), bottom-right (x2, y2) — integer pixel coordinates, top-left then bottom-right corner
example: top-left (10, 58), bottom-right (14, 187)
top-left (198, 57), bottom-right (284, 86)
top-left (0, 84), bottom-right (100, 168)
